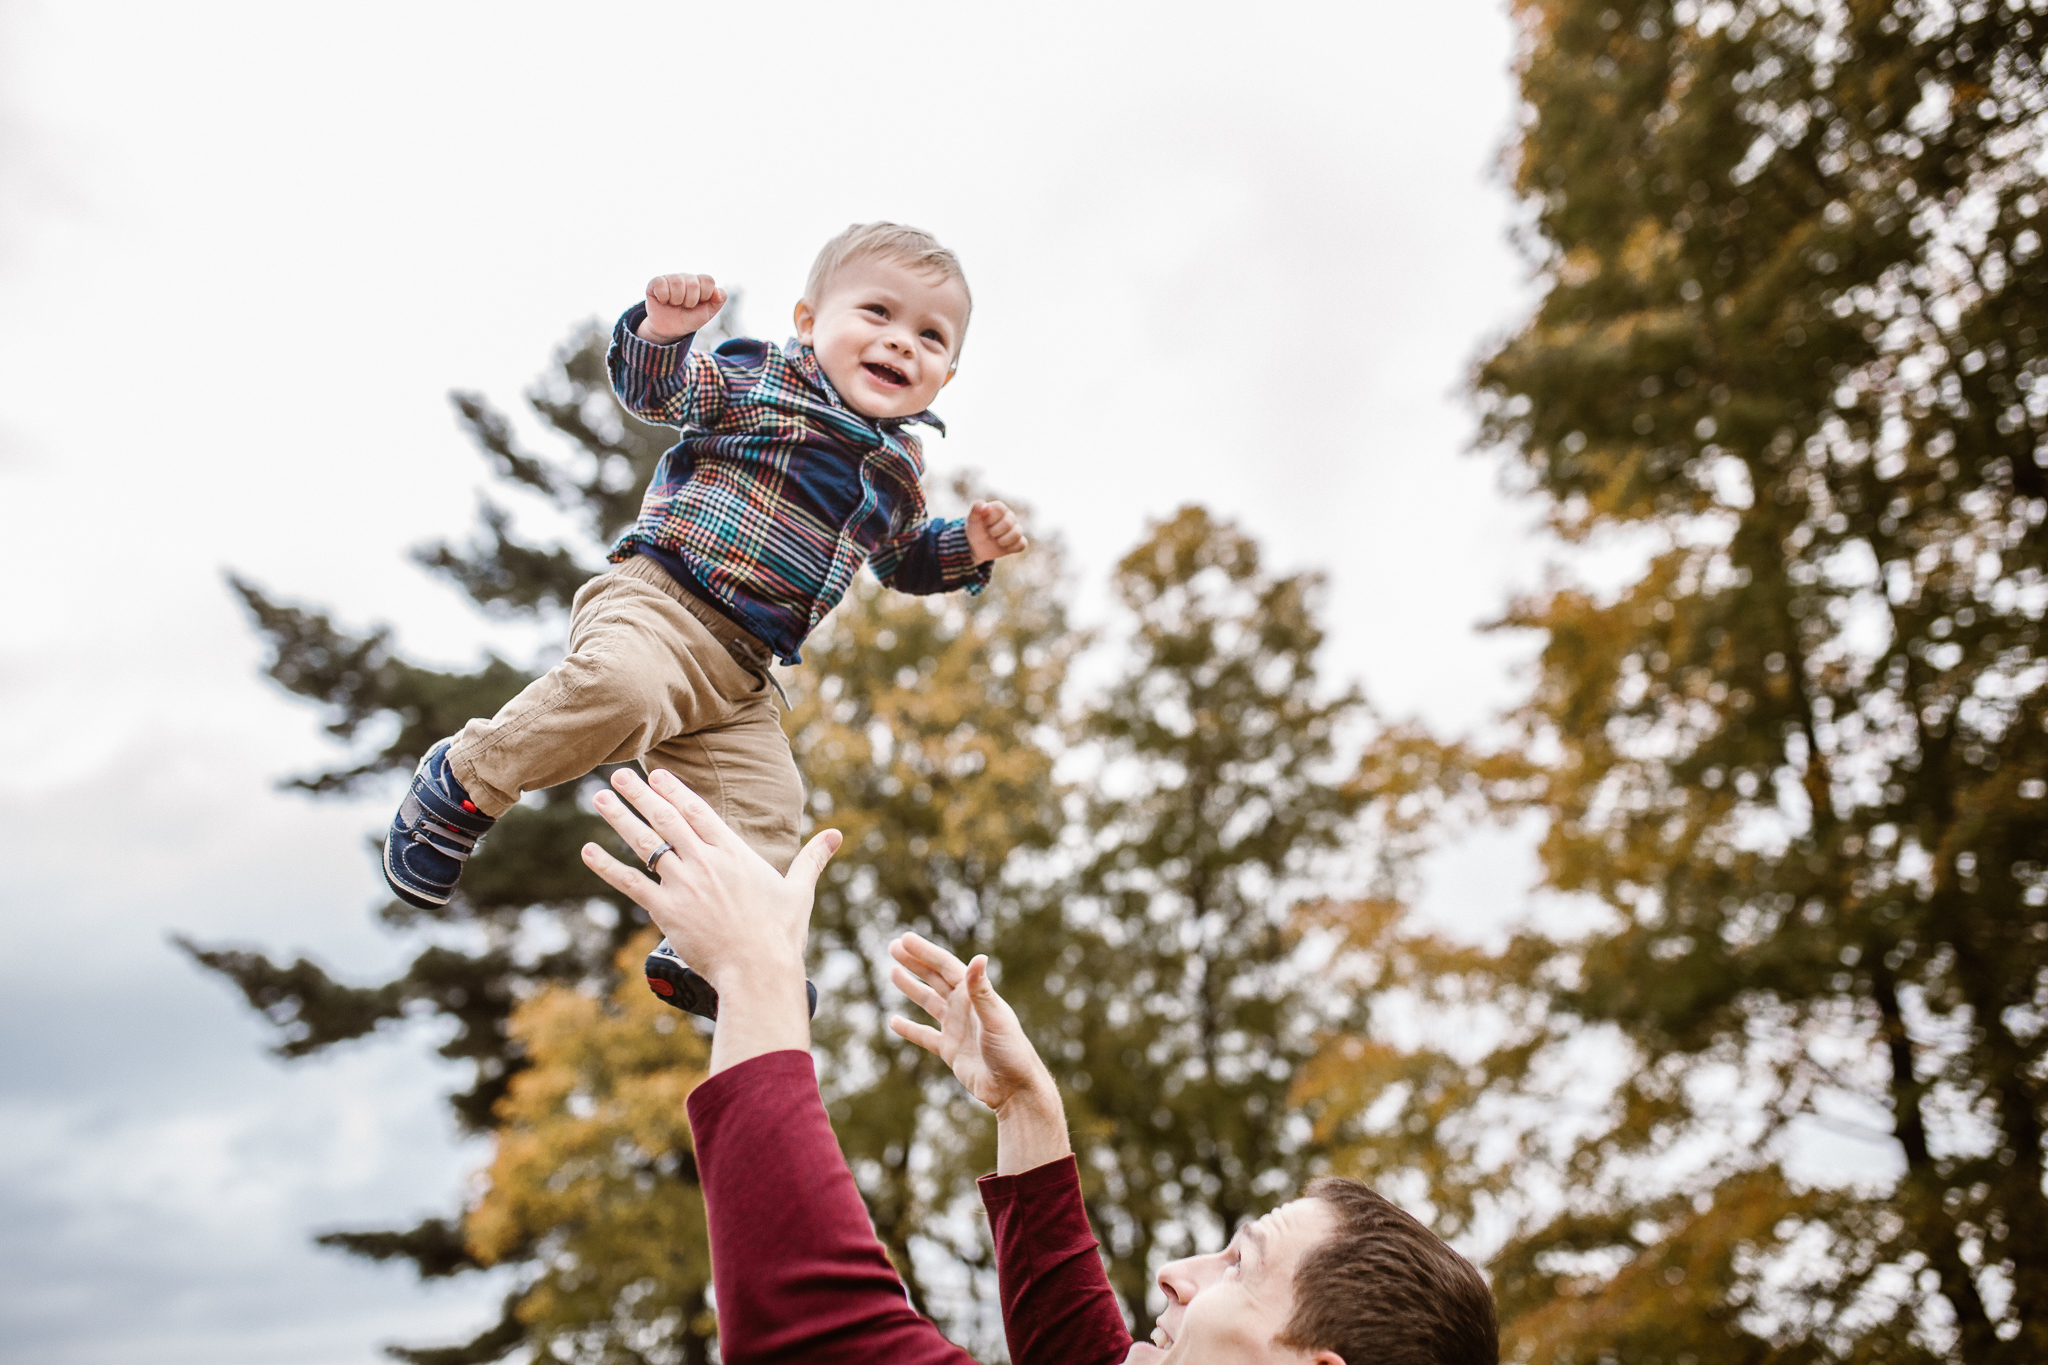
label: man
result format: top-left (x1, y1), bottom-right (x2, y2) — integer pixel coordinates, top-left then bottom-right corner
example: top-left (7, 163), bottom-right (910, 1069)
top-left (582, 766), bottom-right (1499, 1364)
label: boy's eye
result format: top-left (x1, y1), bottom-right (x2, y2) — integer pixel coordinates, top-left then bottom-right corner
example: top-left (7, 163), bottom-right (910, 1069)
top-left (863, 304), bottom-right (888, 318)
top-left (921, 329), bottom-right (945, 345)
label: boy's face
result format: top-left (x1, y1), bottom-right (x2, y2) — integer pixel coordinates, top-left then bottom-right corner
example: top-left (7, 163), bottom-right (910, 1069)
top-left (794, 253), bottom-right (969, 420)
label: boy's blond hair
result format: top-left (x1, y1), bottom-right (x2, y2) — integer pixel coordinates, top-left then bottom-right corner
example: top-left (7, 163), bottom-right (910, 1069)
top-left (804, 221), bottom-right (972, 350)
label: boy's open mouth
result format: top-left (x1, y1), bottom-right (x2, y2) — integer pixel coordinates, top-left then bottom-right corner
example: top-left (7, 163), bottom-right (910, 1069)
top-left (862, 361), bottom-right (909, 387)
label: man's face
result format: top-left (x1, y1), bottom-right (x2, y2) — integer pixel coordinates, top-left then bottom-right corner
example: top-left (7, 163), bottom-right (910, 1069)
top-left (1126, 1198), bottom-right (1343, 1365)
top-left (794, 253), bottom-right (969, 421)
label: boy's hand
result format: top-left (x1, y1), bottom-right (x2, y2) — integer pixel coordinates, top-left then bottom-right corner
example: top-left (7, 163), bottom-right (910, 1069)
top-left (965, 500), bottom-right (1028, 564)
top-left (638, 273), bottom-right (728, 344)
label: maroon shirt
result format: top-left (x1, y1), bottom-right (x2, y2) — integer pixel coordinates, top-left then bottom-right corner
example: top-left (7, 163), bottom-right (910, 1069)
top-left (687, 1050), bottom-right (1134, 1365)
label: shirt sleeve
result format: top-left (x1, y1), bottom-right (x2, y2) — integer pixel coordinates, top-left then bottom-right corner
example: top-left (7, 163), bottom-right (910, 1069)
top-left (686, 1050), bottom-right (980, 1365)
top-left (607, 303), bottom-right (728, 429)
top-left (979, 1158), bottom-right (1135, 1365)
top-left (869, 517), bottom-right (994, 597)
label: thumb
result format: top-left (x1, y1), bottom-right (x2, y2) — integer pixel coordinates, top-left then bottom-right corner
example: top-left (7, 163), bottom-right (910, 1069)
top-left (785, 828), bottom-right (842, 896)
top-left (968, 500), bottom-right (989, 522)
top-left (965, 956), bottom-right (1004, 1022)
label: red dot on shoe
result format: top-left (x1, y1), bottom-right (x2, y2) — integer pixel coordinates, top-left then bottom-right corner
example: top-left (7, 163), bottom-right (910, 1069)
top-left (647, 976), bottom-right (675, 997)
top-left (461, 800), bottom-right (478, 813)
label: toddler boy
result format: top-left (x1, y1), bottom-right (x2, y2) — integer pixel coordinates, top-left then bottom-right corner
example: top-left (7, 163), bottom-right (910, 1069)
top-left (384, 222), bottom-right (1027, 934)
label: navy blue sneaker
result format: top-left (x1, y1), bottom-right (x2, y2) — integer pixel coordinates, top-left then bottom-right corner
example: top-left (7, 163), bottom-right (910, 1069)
top-left (384, 739), bottom-right (495, 910)
top-left (645, 937), bottom-right (818, 1021)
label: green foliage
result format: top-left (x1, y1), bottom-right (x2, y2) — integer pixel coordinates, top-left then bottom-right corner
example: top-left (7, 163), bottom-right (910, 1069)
top-left (1055, 508), bottom-right (1364, 1337)
top-left (1304, 3), bottom-right (2048, 1362)
top-left (788, 527), bottom-right (1077, 1344)
top-left (467, 933), bottom-right (716, 1365)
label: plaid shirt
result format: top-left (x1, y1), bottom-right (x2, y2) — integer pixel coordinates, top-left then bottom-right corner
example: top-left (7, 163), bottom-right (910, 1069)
top-left (606, 304), bottom-right (990, 665)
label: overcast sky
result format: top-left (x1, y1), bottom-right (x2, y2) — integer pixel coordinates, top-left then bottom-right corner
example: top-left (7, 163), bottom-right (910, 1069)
top-left (0, 3), bottom-right (1574, 1360)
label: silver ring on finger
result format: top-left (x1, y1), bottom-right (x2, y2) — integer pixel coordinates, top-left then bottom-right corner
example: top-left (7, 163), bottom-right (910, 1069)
top-left (644, 840), bottom-right (675, 873)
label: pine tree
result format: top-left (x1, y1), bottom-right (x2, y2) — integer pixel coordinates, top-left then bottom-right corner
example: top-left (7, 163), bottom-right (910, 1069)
top-left (1305, 3), bottom-right (2048, 1362)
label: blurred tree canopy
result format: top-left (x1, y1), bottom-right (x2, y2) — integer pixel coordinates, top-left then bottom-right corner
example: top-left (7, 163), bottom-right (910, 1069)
top-left (1298, 2), bottom-right (2046, 1362)
top-left (188, 305), bottom-right (1401, 1359)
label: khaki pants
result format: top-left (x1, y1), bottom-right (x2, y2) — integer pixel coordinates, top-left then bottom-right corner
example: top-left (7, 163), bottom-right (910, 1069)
top-left (446, 556), bottom-right (803, 872)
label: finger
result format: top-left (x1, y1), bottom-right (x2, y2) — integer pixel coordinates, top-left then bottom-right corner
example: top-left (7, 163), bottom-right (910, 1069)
top-left (590, 791), bottom-right (681, 874)
top-left (784, 828), bottom-right (843, 897)
top-left (895, 931), bottom-right (969, 986)
top-left (709, 285), bottom-right (728, 314)
top-left (590, 782), bottom-right (662, 855)
top-left (887, 936), bottom-right (948, 986)
top-left (581, 840), bottom-right (662, 908)
top-left (965, 956), bottom-right (1010, 1028)
top-left (890, 963), bottom-right (951, 1019)
top-left (887, 940), bottom-right (953, 996)
top-left (644, 767), bottom-right (739, 849)
top-left (969, 500), bottom-right (989, 523)
top-left (888, 1015), bottom-right (948, 1057)
top-left (608, 769), bottom-right (709, 861)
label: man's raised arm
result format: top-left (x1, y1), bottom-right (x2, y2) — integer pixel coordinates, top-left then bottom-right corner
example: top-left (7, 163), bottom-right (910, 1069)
top-left (890, 934), bottom-right (1134, 1365)
top-left (583, 770), bottom-right (973, 1365)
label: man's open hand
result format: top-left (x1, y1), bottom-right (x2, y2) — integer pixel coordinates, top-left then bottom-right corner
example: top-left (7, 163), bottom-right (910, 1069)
top-left (888, 932), bottom-right (1051, 1115)
top-left (889, 932), bottom-right (1070, 1173)
top-left (639, 272), bottom-right (728, 344)
top-left (581, 768), bottom-right (839, 1073)
top-left (965, 500), bottom-right (1028, 564)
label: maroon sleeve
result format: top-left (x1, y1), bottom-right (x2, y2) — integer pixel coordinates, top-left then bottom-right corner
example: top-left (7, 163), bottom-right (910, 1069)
top-left (979, 1157), bottom-right (1135, 1365)
top-left (687, 1050), bottom-right (977, 1365)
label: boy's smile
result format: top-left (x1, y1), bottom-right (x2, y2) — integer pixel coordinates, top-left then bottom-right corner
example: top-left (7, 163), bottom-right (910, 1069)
top-left (795, 253), bottom-right (970, 421)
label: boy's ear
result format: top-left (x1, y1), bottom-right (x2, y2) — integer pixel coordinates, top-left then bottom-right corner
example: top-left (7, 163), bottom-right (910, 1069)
top-left (792, 298), bottom-right (816, 344)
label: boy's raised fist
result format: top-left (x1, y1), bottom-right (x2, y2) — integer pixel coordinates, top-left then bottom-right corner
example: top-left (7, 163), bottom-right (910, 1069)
top-left (639, 273), bottom-right (728, 344)
top-left (965, 500), bottom-right (1029, 564)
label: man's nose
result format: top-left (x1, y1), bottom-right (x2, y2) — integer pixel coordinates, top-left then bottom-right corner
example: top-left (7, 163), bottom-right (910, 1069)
top-left (1156, 1257), bottom-right (1196, 1305)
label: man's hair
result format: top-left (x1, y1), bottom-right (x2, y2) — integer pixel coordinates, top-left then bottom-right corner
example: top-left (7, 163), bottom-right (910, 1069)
top-left (804, 221), bottom-right (972, 347)
top-left (1279, 1178), bottom-right (1498, 1365)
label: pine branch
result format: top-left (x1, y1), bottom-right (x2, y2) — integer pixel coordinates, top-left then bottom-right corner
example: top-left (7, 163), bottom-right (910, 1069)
top-left (411, 499), bottom-right (594, 619)
top-left (316, 1217), bottom-right (481, 1279)
top-left (382, 1293), bottom-right (526, 1365)
top-left (173, 936), bottom-right (406, 1057)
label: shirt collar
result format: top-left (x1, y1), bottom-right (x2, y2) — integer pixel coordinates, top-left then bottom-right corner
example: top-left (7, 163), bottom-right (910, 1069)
top-left (786, 339), bottom-right (947, 437)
